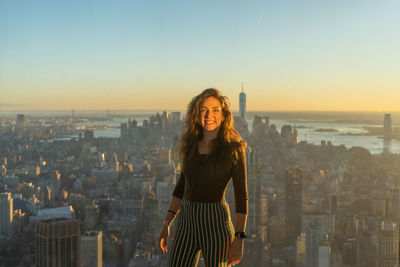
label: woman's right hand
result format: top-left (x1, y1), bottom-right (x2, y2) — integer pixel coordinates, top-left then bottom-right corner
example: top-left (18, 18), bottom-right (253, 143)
top-left (158, 224), bottom-right (170, 253)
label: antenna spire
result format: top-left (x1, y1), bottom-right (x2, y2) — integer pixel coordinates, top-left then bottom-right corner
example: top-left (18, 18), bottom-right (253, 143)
top-left (241, 81), bottom-right (244, 93)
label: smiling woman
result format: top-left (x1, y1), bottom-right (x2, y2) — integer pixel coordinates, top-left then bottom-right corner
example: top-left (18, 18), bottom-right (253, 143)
top-left (158, 88), bottom-right (248, 266)
top-left (199, 97), bottom-right (225, 134)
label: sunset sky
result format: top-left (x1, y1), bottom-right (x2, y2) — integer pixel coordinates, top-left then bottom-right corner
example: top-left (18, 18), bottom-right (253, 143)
top-left (1, 0), bottom-right (399, 111)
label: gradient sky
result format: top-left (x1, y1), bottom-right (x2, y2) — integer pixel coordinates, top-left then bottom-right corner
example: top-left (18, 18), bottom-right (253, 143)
top-left (1, 0), bottom-right (399, 111)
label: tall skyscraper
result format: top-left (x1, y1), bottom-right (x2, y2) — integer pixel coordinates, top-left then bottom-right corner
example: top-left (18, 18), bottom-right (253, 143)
top-left (81, 231), bottom-right (102, 267)
top-left (384, 114), bottom-right (392, 140)
top-left (120, 123), bottom-right (128, 143)
top-left (285, 168), bottom-right (302, 245)
top-left (386, 187), bottom-right (400, 224)
top-left (239, 83), bottom-right (246, 121)
top-left (0, 192), bottom-right (13, 239)
top-left (35, 218), bottom-right (81, 267)
top-left (377, 221), bottom-right (399, 267)
top-left (16, 114), bottom-right (26, 138)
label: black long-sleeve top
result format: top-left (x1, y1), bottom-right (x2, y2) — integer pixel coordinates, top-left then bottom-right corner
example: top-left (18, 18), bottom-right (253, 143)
top-left (172, 149), bottom-right (248, 214)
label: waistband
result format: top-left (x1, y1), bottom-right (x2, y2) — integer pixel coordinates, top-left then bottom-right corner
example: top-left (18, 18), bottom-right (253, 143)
top-left (181, 198), bottom-right (228, 207)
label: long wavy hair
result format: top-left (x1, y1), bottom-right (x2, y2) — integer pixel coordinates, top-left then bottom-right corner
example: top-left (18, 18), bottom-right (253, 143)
top-left (179, 88), bottom-right (246, 169)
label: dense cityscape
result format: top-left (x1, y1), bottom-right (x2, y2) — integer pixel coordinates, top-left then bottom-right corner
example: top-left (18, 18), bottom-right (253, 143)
top-left (1, 91), bottom-right (400, 267)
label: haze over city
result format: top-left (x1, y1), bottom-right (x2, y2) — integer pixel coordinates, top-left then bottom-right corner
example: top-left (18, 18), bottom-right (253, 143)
top-left (1, 0), bottom-right (400, 111)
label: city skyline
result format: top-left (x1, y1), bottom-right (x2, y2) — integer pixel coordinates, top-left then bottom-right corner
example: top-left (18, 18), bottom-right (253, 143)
top-left (1, 0), bottom-right (400, 111)
top-left (2, 105), bottom-right (400, 265)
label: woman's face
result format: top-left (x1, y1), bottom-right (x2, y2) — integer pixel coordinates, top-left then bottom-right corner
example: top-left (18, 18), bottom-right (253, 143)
top-left (199, 97), bottom-right (225, 133)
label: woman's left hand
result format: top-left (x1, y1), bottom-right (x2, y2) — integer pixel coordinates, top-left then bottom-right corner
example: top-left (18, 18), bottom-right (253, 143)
top-left (227, 237), bottom-right (244, 266)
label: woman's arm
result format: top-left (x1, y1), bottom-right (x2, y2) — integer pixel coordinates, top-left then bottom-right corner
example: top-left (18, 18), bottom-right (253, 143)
top-left (234, 212), bottom-right (247, 233)
top-left (158, 172), bottom-right (185, 253)
top-left (164, 196), bottom-right (182, 226)
top-left (228, 212), bottom-right (247, 265)
top-left (158, 196), bottom-right (182, 253)
top-left (229, 148), bottom-right (248, 265)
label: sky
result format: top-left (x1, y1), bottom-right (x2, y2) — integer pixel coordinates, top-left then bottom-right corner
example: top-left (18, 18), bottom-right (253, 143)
top-left (0, 0), bottom-right (399, 111)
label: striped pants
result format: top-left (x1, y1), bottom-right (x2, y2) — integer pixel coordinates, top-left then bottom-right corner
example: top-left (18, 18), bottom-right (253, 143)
top-left (169, 199), bottom-right (235, 267)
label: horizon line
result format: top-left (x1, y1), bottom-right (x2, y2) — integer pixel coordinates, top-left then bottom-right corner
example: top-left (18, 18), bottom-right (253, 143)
top-left (0, 109), bottom-right (399, 113)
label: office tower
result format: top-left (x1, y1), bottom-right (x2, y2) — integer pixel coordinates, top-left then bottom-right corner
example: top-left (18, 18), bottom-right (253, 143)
top-left (128, 119), bottom-right (138, 129)
top-left (171, 112), bottom-right (181, 122)
top-left (81, 231), bottom-right (102, 267)
top-left (354, 215), bottom-right (366, 238)
top-left (285, 168), bottom-right (302, 245)
top-left (258, 193), bottom-right (268, 242)
top-left (281, 125), bottom-right (292, 140)
top-left (306, 226), bottom-right (325, 267)
top-left (239, 83), bottom-right (246, 121)
top-left (120, 123), bottom-right (128, 143)
top-left (357, 234), bottom-right (376, 267)
top-left (384, 114), bottom-right (392, 140)
top-left (12, 209), bottom-right (26, 237)
top-left (386, 187), bottom-right (400, 224)
top-left (0, 192), bottom-right (13, 238)
top-left (35, 218), bottom-right (81, 267)
top-left (252, 115), bottom-right (270, 136)
top-left (128, 119), bottom-right (138, 134)
top-left (281, 125), bottom-right (298, 144)
top-left (377, 221), bottom-right (399, 267)
top-left (39, 186), bottom-right (52, 208)
top-left (170, 112), bottom-right (182, 130)
top-left (342, 238), bottom-right (357, 265)
top-left (245, 149), bottom-right (256, 235)
top-left (109, 153), bottom-right (119, 172)
top-left (84, 130), bottom-right (94, 142)
top-left (16, 114), bottom-right (26, 138)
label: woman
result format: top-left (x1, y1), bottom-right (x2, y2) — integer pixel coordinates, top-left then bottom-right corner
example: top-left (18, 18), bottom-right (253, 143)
top-left (158, 88), bottom-right (248, 267)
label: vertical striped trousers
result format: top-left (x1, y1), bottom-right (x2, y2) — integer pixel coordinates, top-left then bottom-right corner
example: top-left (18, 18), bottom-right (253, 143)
top-left (169, 199), bottom-right (235, 267)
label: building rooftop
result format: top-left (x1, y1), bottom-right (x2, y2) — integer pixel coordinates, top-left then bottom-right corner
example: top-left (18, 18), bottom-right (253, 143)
top-left (37, 205), bottom-right (74, 220)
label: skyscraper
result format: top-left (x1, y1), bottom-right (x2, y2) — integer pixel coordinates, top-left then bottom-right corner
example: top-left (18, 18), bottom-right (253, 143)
top-left (239, 83), bottom-right (246, 121)
top-left (16, 114), bottom-right (26, 138)
top-left (81, 231), bottom-right (102, 267)
top-left (384, 114), bottom-right (392, 140)
top-left (377, 221), bottom-right (399, 267)
top-left (386, 187), bottom-right (400, 224)
top-left (35, 218), bottom-right (81, 267)
top-left (285, 168), bottom-right (302, 245)
top-left (120, 123), bottom-right (128, 143)
top-left (0, 192), bottom-right (13, 239)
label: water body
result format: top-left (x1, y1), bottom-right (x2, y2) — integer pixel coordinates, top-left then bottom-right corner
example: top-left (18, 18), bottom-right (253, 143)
top-left (90, 118), bottom-right (400, 154)
top-left (85, 113), bottom-right (400, 155)
top-left (269, 119), bottom-right (400, 154)
top-left (1, 110), bottom-right (399, 154)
